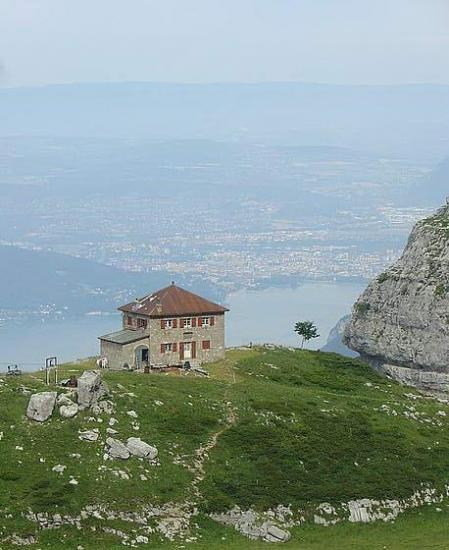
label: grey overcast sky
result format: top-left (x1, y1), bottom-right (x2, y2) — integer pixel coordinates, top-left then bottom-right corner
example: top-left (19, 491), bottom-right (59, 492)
top-left (0, 0), bottom-right (448, 87)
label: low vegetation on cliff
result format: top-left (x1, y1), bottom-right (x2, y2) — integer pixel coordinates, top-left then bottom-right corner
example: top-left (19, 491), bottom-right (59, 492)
top-left (1, 348), bottom-right (449, 548)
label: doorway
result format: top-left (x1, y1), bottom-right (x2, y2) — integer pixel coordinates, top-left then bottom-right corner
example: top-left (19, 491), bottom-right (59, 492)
top-left (135, 345), bottom-right (149, 369)
top-left (183, 342), bottom-right (192, 359)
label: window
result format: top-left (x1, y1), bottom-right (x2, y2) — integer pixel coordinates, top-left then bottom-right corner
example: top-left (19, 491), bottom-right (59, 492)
top-left (183, 318), bottom-right (192, 328)
top-left (201, 317), bottom-right (210, 327)
top-left (126, 315), bottom-right (133, 326)
top-left (202, 340), bottom-right (211, 350)
top-left (162, 343), bottom-right (172, 353)
top-left (164, 319), bottom-right (173, 329)
top-left (137, 318), bottom-right (147, 329)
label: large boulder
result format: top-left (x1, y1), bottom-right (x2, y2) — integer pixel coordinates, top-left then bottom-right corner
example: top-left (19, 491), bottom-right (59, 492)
top-left (126, 437), bottom-right (158, 460)
top-left (26, 392), bottom-right (57, 422)
top-left (77, 371), bottom-right (108, 409)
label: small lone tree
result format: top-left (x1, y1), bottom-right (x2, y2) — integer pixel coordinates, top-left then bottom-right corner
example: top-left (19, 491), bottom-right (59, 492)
top-left (294, 321), bottom-right (319, 349)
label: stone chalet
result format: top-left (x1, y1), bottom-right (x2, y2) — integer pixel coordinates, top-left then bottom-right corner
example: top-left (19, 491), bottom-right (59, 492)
top-left (98, 283), bottom-right (229, 370)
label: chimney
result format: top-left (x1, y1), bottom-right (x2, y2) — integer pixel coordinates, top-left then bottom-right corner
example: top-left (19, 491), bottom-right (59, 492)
top-left (154, 298), bottom-right (163, 316)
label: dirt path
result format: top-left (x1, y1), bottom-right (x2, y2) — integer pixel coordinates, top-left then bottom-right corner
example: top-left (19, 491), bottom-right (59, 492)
top-left (189, 394), bottom-right (237, 499)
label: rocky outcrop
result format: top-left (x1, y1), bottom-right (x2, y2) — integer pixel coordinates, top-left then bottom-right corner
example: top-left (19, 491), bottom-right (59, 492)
top-left (344, 203), bottom-right (449, 392)
top-left (210, 506), bottom-right (292, 542)
top-left (321, 315), bottom-right (358, 357)
top-left (26, 392), bottom-right (57, 422)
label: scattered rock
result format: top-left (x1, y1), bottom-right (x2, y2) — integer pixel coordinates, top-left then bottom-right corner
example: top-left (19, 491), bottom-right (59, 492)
top-left (127, 410), bottom-right (138, 418)
top-left (59, 402), bottom-right (79, 419)
top-left (92, 400), bottom-right (115, 416)
top-left (78, 430), bottom-right (99, 442)
top-left (52, 464), bottom-right (67, 475)
top-left (264, 523), bottom-right (290, 542)
top-left (211, 506), bottom-right (292, 543)
top-left (26, 392), bottom-right (57, 422)
top-left (106, 427), bottom-right (118, 435)
top-left (6, 534), bottom-right (37, 546)
top-left (126, 437), bottom-right (158, 460)
top-left (106, 437), bottom-right (130, 460)
top-left (57, 393), bottom-right (74, 407)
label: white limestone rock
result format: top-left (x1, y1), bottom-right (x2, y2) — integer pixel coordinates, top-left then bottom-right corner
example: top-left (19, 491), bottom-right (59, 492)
top-left (57, 393), bottom-right (74, 407)
top-left (264, 523), bottom-right (290, 542)
top-left (126, 437), bottom-right (158, 460)
top-left (344, 203), bottom-right (449, 393)
top-left (92, 400), bottom-right (114, 416)
top-left (59, 402), bottom-right (79, 418)
top-left (78, 430), bottom-right (99, 442)
top-left (77, 371), bottom-right (108, 409)
top-left (106, 437), bottom-right (130, 460)
top-left (26, 392), bottom-right (57, 422)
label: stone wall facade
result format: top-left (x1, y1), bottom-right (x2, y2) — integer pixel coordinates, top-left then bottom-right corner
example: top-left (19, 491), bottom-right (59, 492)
top-left (101, 313), bottom-right (225, 370)
top-left (100, 338), bottom-right (150, 371)
top-left (147, 313), bottom-right (225, 367)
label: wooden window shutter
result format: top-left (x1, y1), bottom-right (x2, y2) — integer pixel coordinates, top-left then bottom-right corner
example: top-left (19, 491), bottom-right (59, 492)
top-left (192, 317), bottom-right (196, 327)
top-left (160, 319), bottom-right (165, 329)
top-left (192, 341), bottom-right (197, 359)
top-left (198, 316), bottom-right (202, 326)
top-left (160, 343), bottom-right (164, 354)
top-left (180, 318), bottom-right (184, 329)
top-left (180, 342), bottom-right (184, 360)
top-left (202, 340), bottom-right (210, 350)
top-left (173, 319), bottom-right (177, 329)
top-left (210, 316), bottom-right (215, 326)
top-left (173, 342), bottom-right (177, 353)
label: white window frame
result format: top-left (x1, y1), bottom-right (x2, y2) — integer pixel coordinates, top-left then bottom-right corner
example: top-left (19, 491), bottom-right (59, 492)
top-left (183, 318), bottom-right (192, 328)
top-left (163, 343), bottom-right (172, 353)
top-left (201, 316), bottom-right (211, 327)
top-left (164, 319), bottom-right (173, 329)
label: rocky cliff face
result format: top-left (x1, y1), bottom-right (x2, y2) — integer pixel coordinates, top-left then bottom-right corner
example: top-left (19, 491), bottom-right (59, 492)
top-left (321, 315), bottom-right (358, 358)
top-left (344, 203), bottom-right (449, 393)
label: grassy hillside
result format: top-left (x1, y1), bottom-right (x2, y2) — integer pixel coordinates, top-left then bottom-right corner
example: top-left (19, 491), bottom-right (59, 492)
top-left (1, 347), bottom-right (449, 548)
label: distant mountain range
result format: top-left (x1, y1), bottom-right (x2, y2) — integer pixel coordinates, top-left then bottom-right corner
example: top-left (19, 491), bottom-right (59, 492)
top-left (1, 82), bottom-right (449, 159)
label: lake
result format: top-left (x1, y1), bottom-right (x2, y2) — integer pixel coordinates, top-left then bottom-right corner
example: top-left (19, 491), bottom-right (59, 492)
top-left (0, 282), bottom-right (364, 371)
top-left (226, 282), bottom-right (364, 349)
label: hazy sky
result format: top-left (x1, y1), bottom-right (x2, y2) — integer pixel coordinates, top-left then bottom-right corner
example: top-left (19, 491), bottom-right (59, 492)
top-left (1, 0), bottom-right (449, 87)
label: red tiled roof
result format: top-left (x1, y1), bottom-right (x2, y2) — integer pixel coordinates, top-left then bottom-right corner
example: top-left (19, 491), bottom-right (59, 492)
top-left (118, 284), bottom-right (229, 317)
